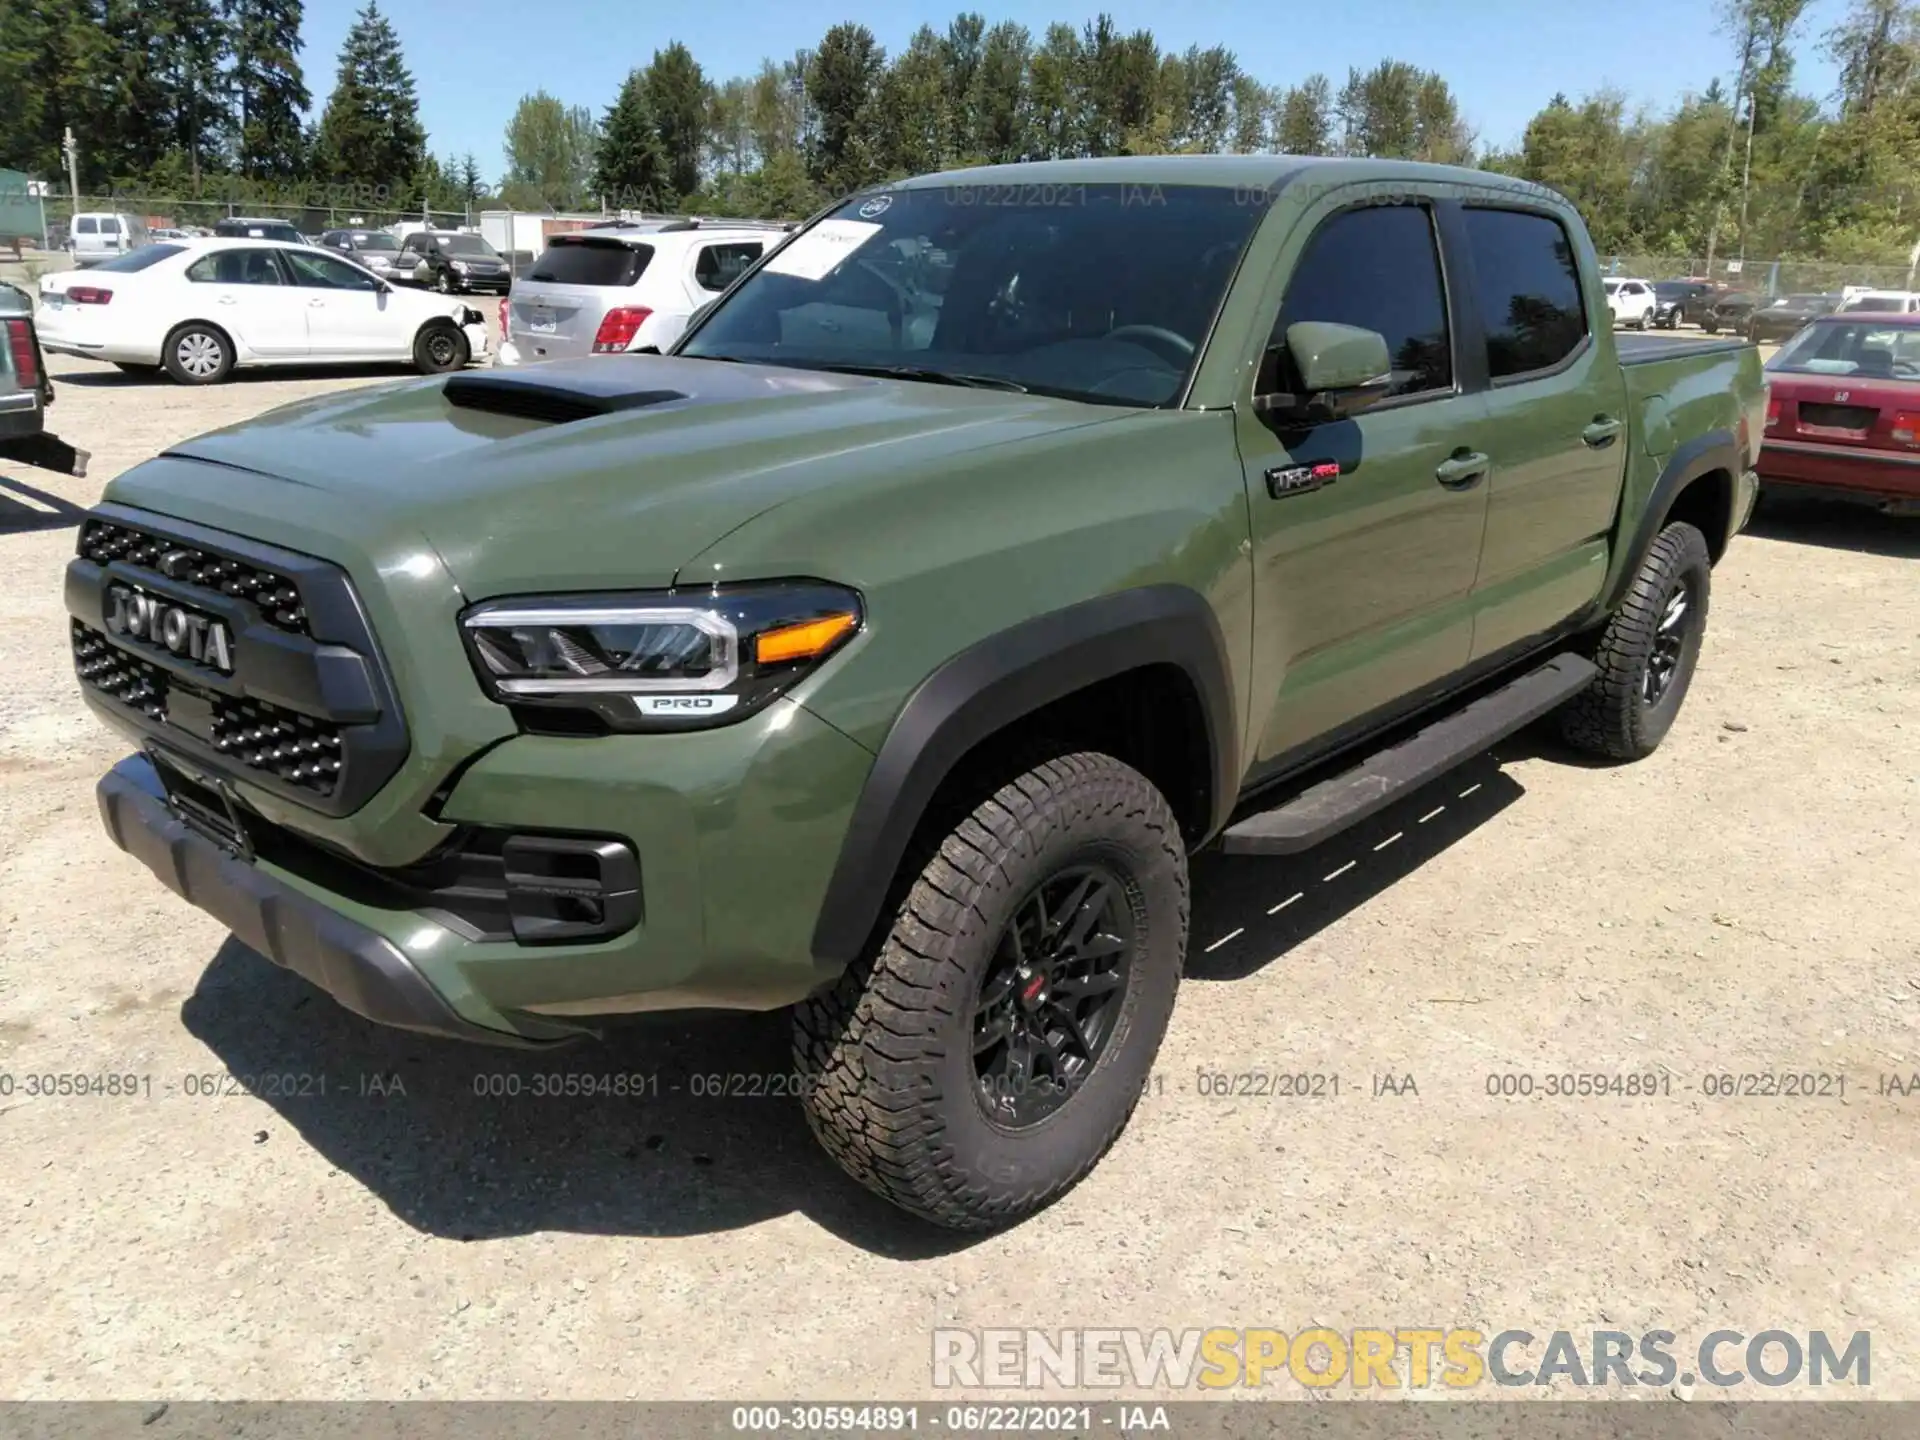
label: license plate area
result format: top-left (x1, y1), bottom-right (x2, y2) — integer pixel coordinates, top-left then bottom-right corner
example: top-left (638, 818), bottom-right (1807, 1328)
top-left (1798, 403), bottom-right (1878, 433)
top-left (527, 311), bottom-right (557, 334)
top-left (148, 744), bottom-right (254, 860)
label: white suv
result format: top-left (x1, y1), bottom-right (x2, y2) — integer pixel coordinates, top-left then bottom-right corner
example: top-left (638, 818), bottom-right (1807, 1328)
top-left (499, 221), bottom-right (792, 366)
top-left (1603, 277), bottom-right (1657, 329)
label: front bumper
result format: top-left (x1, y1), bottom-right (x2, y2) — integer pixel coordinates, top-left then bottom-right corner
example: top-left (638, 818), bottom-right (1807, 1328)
top-left (97, 755), bottom-right (568, 1046)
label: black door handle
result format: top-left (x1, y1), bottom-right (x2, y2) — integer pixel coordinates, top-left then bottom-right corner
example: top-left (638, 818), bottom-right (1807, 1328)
top-left (1434, 449), bottom-right (1489, 489)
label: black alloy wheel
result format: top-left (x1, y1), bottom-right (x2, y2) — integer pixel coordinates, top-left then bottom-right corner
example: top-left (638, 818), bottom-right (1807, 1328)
top-left (971, 864), bottom-right (1135, 1128)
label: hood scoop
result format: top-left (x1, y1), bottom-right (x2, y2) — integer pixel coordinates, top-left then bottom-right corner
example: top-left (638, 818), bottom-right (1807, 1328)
top-left (442, 368), bottom-right (688, 426)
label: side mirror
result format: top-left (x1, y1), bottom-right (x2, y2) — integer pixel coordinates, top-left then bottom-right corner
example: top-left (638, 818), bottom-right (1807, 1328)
top-left (1254, 321), bottom-right (1394, 424)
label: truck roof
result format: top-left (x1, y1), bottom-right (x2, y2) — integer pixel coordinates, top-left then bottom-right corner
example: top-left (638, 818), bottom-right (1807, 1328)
top-left (899, 153), bottom-right (1563, 202)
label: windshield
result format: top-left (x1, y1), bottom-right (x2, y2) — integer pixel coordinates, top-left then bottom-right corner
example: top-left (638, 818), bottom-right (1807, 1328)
top-left (435, 234), bottom-right (498, 257)
top-left (1769, 319), bottom-right (1920, 377)
top-left (677, 183), bottom-right (1266, 406)
top-left (1603, 279), bottom-right (1621, 292)
top-left (352, 233), bottom-right (399, 251)
top-left (87, 244), bottom-right (186, 273)
top-left (1653, 281), bottom-right (1697, 297)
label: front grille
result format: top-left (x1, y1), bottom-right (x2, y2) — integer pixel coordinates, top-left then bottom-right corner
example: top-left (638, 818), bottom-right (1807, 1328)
top-left (211, 696), bottom-right (343, 790)
top-left (72, 624), bottom-right (166, 720)
top-left (78, 519), bottom-right (308, 634)
top-left (73, 621), bottom-right (343, 797)
top-left (70, 503), bottom-right (411, 816)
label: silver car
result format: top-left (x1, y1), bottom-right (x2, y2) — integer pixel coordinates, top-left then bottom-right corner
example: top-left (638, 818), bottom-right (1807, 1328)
top-left (318, 228), bottom-right (405, 280)
top-left (499, 219), bottom-right (791, 366)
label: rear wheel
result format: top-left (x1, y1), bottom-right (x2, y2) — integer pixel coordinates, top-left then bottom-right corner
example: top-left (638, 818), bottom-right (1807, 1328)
top-left (794, 752), bottom-right (1189, 1231)
top-left (413, 321), bottom-right (469, 374)
top-left (162, 323), bottom-right (233, 385)
top-left (1559, 522), bottom-right (1712, 761)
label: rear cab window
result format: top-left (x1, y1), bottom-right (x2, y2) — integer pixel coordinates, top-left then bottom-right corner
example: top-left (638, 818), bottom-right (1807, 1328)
top-left (1460, 208), bottom-right (1589, 380)
top-left (527, 237), bottom-right (652, 287)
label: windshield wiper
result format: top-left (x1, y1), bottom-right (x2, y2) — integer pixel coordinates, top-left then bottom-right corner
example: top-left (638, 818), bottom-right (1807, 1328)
top-left (805, 362), bottom-right (1029, 393)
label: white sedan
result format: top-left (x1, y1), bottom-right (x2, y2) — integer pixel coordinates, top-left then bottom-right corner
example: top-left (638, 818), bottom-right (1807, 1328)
top-left (1602, 276), bottom-right (1657, 330)
top-left (35, 238), bottom-right (491, 384)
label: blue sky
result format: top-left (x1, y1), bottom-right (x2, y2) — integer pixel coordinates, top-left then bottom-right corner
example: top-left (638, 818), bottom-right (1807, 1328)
top-left (301, 0), bottom-right (1857, 181)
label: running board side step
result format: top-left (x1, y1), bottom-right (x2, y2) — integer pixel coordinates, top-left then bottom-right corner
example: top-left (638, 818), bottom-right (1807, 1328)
top-left (1218, 653), bottom-right (1598, 857)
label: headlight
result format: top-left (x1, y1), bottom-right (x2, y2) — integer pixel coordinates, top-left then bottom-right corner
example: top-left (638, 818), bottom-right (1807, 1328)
top-left (453, 260), bottom-right (469, 273)
top-left (460, 582), bottom-right (863, 732)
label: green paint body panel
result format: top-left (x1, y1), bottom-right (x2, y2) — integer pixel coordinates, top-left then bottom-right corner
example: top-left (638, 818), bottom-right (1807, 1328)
top-left (78, 156), bottom-right (1767, 1038)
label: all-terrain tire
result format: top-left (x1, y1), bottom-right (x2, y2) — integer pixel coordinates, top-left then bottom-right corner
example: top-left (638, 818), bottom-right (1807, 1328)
top-left (794, 751), bottom-right (1188, 1231)
top-left (1559, 521), bottom-right (1712, 761)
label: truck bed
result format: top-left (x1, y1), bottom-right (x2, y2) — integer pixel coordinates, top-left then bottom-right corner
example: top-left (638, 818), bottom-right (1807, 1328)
top-left (1616, 333), bottom-right (1754, 366)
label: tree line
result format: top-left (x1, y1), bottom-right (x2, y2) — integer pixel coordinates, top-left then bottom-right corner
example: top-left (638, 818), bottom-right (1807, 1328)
top-left (6, 0), bottom-right (1920, 266)
top-left (0, 0), bottom-right (486, 213)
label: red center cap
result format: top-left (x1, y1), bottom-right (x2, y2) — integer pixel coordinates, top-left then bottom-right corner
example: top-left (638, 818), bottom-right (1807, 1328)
top-left (1020, 973), bottom-right (1048, 1007)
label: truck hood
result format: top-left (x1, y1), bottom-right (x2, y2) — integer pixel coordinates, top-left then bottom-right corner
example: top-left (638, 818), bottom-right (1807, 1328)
top-left (108, 355), bottom-right (1124, 598)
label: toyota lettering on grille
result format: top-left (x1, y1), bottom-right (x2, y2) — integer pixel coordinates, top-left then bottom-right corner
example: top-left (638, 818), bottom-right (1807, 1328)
top-left (105, 583), bottom-right (235, 674)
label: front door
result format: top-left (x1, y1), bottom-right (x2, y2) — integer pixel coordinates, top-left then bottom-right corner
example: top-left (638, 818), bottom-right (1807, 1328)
top-left (280, 247), bottom-right (399, 357)
top-left (1234, 196), bottom-right (1493, 775)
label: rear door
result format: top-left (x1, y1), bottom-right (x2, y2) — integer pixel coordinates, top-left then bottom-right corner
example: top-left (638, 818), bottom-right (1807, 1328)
top-left (1234, 191), bottom-right (1493, 768)
top-left (1455, 205), bottom-right (1629, 660)
top-left (509, 236), bottom-right (651, 362)
top-left (668, 239), bottom-right (765, 347)
top-left (183, 246), bottom-right (309, 357)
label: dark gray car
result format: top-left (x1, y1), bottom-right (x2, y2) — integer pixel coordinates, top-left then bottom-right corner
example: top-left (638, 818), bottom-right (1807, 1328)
top-left (0, 282), bottom-right (87, 476)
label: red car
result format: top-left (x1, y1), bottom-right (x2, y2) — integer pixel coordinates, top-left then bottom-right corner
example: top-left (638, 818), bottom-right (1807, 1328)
top-left (1758, 311), bottom-right (1920, 514)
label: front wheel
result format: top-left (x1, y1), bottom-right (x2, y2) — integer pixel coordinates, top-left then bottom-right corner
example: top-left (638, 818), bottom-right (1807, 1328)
top-left (1559, 522), bottom-right (1712, 761)
top-left (794, 752), bottom-right (1189, 1231)
top-left (413, 320), bottom-right (469, 374)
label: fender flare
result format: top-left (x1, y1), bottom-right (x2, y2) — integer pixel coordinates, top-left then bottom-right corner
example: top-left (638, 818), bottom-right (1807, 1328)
top-left (809, 584), bottom-right (1239, 968)
top-left (1599, 427), bottom-right (1739, 613)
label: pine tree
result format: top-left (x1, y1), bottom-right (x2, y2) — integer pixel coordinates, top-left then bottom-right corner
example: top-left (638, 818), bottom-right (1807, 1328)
top-left (806, 23), bottom-right (887, 194)
top-left (593, 69), bottom-right (665, 211)
top-left (311, 1), bottom-right (425, 187)
top-left (0, 0), bottom-right (112, 184)
top-left (644, 42), bottom-right (709, 204)
top-left (226, 0), bottom-right (309, 179)
top-left (153, 0), bottom-right (231, 184)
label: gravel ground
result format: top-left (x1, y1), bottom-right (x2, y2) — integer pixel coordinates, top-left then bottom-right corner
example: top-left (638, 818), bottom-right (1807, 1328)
top-left (1, 336), bottom-right (1917, 1403)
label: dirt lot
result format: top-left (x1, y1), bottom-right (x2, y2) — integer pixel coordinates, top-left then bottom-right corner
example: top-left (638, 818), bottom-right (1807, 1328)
top-left (1, 339), bottom-right (1916, 1403)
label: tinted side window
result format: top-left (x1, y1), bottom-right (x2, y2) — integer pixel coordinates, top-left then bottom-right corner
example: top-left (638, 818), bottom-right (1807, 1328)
top-left (77, 218), bottom-right (97, 234)
top-left (1462, 208), bottom-right (1587, 379)
top-left (188, 249), bottom-right (285, 285)
top-left (695, 242), bottom-right (763, 292)
top-left (101, 218), bottom-right (121, 235)
top-left (1268, 203), bottom-right (1452, 397)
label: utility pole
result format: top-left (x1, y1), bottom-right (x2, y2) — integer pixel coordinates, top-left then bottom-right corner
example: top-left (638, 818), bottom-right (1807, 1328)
top-left (62, 127), bottom-right (80, 213)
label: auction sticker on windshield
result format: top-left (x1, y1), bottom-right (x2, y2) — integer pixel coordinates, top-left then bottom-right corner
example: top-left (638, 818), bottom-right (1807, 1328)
top-left (763, 219), bottom-right (884, 281)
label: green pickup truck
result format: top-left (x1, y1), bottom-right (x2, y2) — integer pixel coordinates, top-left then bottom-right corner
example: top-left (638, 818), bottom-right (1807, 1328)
top-left (68, 156), bottom-right (1765, 1229)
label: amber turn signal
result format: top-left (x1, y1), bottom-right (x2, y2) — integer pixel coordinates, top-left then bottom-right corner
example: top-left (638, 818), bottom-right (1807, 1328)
top-left (754, 611), bottom-right (857, 665)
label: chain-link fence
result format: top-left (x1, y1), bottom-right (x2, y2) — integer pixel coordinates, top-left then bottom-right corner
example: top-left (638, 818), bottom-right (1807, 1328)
top-left (1600, 253), bottom-right (1917, 296)
top-left (35, 192), bottom-right (475, 249)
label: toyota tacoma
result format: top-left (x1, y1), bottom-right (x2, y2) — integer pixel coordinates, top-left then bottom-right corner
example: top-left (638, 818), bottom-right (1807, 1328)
top-left (67, 157), bottom-right (1766, 1230)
